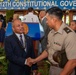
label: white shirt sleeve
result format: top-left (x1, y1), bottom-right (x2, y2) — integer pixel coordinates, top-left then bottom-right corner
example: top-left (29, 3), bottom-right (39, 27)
top-left (24, 59), bottom-right (27, 65)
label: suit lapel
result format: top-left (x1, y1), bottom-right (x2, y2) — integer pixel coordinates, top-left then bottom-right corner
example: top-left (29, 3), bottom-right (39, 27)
top-left (12, 33), bottom-right (25, 50)
top-left (24, 35), bottom-right (31, 53)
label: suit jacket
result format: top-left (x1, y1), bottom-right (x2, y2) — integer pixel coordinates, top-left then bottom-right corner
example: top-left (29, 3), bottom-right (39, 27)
top-left (41, 17), bottom-right (50, 36)
top-left (40, 17), bottom-right (50, 50)
top-left (4, 33), bottom-right (37, 75)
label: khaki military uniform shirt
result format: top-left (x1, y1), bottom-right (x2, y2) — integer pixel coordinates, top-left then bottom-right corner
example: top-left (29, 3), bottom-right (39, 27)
top-left (47, 23), bottom-right (76, 64)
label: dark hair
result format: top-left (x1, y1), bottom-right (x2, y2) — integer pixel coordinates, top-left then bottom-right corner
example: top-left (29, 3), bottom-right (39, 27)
top-left (0, 14), bottom-right (4, 20)
top-left (28, 7), bottom-right (33, 12)
top-left (46, 7), bottom-right (63, 20)
top-left (71, 20), bottom-right (76, 24)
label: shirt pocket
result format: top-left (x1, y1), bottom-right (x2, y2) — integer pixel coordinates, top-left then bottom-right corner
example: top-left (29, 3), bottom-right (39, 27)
top-left (53, 42), bottom-right (62, 51)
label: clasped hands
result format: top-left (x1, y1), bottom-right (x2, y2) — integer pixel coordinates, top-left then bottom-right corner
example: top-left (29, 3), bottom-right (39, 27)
top-left (26, 57), bottom-right (36, 67)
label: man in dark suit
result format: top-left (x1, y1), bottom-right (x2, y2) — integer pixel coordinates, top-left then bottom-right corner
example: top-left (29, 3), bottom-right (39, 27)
top-left (4, 19), bottom-right (37, 75)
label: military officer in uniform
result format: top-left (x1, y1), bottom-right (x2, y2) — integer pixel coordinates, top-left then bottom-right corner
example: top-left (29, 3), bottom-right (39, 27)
top-left (28, 7), bottom-right (76, 75)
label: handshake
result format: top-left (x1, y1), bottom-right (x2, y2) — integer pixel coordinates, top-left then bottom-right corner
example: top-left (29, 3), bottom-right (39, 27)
top-left (26, 57), bottom-right (36, 67)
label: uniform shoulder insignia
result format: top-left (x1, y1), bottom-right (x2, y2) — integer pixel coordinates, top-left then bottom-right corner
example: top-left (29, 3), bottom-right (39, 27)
top-left (63, 27), bottom-right (72, 34)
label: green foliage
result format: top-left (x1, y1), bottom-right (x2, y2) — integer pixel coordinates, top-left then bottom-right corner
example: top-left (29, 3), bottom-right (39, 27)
top-left (38, 60), bottom-right (50, 75)
top-left (0, 48), bottom-right (7, 75)
top-left (6, 10), bottom-right (14, 23)
top-left (0, 48), bottom-right (50, 75)
top-left (0, 48), bottom-right (5, 56)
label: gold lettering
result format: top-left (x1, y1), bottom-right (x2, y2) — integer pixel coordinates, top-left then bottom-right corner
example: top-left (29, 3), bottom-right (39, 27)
top-left (8, 0), bottom-right (10, 2)
top-left (15, 0), bottom-right (19, 2)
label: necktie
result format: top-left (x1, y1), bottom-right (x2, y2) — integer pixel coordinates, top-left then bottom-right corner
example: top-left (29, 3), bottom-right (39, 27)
top-left (20, 35), bottom-right (23, 46)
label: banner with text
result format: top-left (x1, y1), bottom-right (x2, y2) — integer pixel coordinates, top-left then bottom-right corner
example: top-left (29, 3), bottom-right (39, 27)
top-left (0, 0), bottom-right (76, 10)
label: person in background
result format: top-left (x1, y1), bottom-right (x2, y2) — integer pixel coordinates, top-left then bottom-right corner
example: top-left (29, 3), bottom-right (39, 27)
top-left (39, 10), bottom-right (50, 52)
top-left (28, 7), bottom-right (76, 75)
top-left (0, 14), bottom-right (5, 48)
top-left (22, 7), bottom-right (41, 57)
top-left (22, 7), bottom-right (39, 23)
top-left (69, 20), bottom-right (76, 75)
top-left (13, 14), bottom-right (20, 21)
top-left (69, 20), bottom-right (76, 32)
top-left (4, 19), bottom-right (38, 75)
top-left (2, 15), bottom-right (6, 30)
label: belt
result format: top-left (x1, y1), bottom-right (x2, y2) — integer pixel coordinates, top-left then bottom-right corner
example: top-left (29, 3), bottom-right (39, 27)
top-left (51, 63), bottom-right (59, 67)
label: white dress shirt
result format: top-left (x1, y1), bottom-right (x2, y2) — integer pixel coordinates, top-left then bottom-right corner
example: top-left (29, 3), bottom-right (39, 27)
top-left (15, 33), bottom-right (25, 48)
top-left (22, 12), bottom-right (39, 23)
